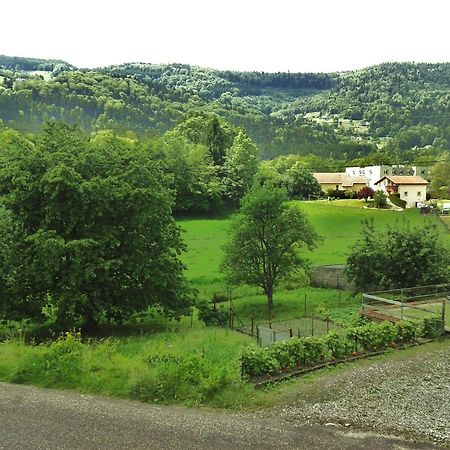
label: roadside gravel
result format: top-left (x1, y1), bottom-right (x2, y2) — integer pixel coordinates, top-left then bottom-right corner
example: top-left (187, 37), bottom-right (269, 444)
top-left (266, 342), bottom-right (450, 447)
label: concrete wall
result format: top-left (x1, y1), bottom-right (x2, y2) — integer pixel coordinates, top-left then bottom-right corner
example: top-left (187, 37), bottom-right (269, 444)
top-left (310, 265), bottom-right (355, 290)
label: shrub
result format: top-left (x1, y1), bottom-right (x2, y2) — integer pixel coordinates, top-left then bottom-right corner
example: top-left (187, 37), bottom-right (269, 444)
top-left (394, 320), bottom-right (417, 343)
top-left (389, 194), bottom-right (407, 209)
top-left (420, 317), bottom-right (444, 339)
top-left (240, 345), bottom-right (280, 377)
top-left (11, 330), bottom-right (84, 387)
top-left (197, 299), bottom-right (229, 327)
top-left (240, 319), bottom-right (436, 378)
top-left (324, 330), bottom-right (353, 358)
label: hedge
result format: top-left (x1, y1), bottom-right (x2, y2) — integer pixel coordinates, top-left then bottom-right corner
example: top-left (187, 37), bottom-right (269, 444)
top-left (241, 319), bottom-right (443, 378)
top-left (389, 194), bottom-right (407, 209)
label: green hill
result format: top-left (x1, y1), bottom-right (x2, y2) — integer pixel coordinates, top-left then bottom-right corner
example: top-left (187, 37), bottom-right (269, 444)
top-left (1, 56), bottom-right (449, 160)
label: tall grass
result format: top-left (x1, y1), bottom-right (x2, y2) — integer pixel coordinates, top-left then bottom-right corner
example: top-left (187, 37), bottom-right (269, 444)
top-left (0, 328), bottom-right (266, 408)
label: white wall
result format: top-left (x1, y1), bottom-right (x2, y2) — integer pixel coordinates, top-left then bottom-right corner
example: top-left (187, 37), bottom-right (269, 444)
top-left (397, 185), bottom-right (425, 208)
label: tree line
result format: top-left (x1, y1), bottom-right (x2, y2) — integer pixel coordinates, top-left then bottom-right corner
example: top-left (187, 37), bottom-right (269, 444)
top-left (1, 58), bottom-right (449, 161)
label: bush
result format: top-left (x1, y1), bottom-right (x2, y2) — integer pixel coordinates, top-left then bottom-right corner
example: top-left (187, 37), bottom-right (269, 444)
top-left (197, 299), bottom-right (229, 327)
top-left (394, 320), bottom-right (417, 342)
top-left (240, 345), bottom-right (280, 377)
top-left (389, 194), bottom-right (407, 209)
top-left (326, 189), bottom-right (356, 199)
top-left (324, 330), bottom-right (353, 358)
top-left (420, 317), bottom-right (444, 339)
top-left (11, 330), bottom-right (84, 387)
top-left (130, 353), bottom-right (234, 404)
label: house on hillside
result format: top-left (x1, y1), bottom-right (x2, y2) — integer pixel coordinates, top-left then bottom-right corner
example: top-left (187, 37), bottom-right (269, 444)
top-left (313, 173), bottom-right (367, 193)
top-left (374, 175), bottom-right (429, 208)
top-left (345, 165), bottom-right (431, 190)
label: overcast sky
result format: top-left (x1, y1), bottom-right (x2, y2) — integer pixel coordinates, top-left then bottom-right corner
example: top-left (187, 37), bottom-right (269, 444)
top-left (2, 0), bottom-right (449, 73)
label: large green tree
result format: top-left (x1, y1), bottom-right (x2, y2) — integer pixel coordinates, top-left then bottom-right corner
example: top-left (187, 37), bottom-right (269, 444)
top-left (221, 185), bottom-right (318, 317)
top-left (430, 156), bottom-right (450, 199)
top-left (346, 220), bottom-right (450, 292)
top-left (0, 123), bottom-right (194, 327)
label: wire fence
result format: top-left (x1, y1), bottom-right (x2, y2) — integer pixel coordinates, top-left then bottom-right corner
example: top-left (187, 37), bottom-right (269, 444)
top-left (236, 316), bottom-right (338, 347)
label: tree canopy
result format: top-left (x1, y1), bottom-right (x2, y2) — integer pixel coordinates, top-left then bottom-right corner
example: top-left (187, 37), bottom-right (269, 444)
top-left (0, 123), bottom-right (194, 327)
top-left (346, 220), bottom-right (450, 292)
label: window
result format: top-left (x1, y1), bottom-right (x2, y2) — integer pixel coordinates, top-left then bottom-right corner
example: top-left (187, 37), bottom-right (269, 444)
top-left (392, 170), bottom-right (397, 175)
top-left (399, 170), bottom-right (403, 175)
top-left (384, 170), bottom-right (388, 174)
top-left (417, 191), bottom-right (421, 197)
top-left (404, 191), bottom-right (408, 197)
top-left (336, 185), bottom-right (339, 190)
top-left (421, 170), bottom-right (425, 175)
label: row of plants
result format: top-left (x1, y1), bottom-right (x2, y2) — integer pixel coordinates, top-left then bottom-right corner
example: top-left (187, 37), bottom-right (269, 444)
top-left (241, 317), bottom-right (443, 378)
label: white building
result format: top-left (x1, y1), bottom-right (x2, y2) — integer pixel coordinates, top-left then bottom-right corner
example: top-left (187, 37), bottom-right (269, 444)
top-left (374, 176), bottom-right (429, 208)
top-left (345, 165), bottom-right (431, 190)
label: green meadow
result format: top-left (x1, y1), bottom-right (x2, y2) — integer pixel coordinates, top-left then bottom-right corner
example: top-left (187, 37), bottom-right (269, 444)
top-left (179, 200), bottom-right (450, 293)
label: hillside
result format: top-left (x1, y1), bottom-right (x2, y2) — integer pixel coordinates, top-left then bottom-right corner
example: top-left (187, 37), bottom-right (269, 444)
top-left (0, 55), bottom-right (449, 160)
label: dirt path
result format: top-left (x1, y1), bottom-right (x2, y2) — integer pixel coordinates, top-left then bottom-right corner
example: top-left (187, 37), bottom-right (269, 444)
top-left (0, 382), bottom-right (434, 450)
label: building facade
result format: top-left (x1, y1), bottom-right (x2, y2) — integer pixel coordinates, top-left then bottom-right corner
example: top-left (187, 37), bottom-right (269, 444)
top-left (374, 175), bottom-right (429, 208)
top-left (345, 165), bottom-right (431, 190)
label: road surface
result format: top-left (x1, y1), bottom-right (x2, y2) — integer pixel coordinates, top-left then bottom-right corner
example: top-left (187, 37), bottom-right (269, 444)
top-left (0, 382), bottom-right (434, 449)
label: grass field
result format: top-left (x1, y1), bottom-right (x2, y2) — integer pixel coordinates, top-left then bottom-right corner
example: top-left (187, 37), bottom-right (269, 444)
top-left (178, 201), bottom-right (450, 297)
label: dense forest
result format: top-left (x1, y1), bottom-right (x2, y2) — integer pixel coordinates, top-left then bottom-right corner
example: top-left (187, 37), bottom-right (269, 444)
top-left (0, 55), bottom-right (449, 164)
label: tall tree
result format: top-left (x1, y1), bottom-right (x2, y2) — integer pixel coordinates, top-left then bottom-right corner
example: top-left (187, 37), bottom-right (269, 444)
top-left (222, 130), bottom-right (259, 202)
top-left (221, 185), bottom-right (318, 317)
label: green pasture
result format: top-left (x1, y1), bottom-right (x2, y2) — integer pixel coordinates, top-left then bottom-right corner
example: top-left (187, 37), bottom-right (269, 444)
top-left (178, 201), bottom-right (450, 296)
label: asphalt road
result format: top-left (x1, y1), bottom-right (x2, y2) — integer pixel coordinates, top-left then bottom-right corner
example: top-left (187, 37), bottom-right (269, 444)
top-left (0, 382), bottom-right (435, 450)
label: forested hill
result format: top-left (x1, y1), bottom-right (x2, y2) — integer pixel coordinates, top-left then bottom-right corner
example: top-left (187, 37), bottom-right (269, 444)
top-left (0, 55), bottom-right (449, 161)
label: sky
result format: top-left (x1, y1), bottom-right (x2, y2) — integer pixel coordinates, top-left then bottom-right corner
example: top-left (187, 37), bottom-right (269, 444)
top-left (2, 0), bottom-right (449, 73)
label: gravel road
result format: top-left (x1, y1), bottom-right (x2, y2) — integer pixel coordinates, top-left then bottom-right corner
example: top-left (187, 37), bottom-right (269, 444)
top-left (267, 342), bottom-right (450, 448)
top-left (0, 382), bottom-right (435, 450)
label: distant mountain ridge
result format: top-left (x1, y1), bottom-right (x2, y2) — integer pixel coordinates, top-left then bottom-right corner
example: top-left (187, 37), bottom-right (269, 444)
top-left (0, 55), bottom-right (449, 160)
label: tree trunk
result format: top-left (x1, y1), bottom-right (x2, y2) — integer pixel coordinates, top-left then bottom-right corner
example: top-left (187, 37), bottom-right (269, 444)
top-left (267, 290), bottom-right (274, 320)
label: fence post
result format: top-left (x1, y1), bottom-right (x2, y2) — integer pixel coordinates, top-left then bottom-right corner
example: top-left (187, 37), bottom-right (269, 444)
top-left (311, 316), bottom-right (314, 336)
top-left (251, 317), bottom-right (254, 336)
top-left (326, 319), bottom-right (329, 333)
top-left (442, 298), bottom-right (447, 333)
top-left (304, 294), bottom-right (307, 316)
top-left (289, 328), bottom-right (293, 338)
top-left (256, 326), bottom-right (260, 346)
top-left (272, 329), bottom-right (276, 343)
top-left (400, 302), bottom-right (404, 320)
top-left (269, 321), bottom-right (272, 329)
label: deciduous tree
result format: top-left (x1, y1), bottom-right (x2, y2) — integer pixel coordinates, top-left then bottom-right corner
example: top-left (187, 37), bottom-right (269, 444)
top-left (0, 123), bottom-right (194, 327)
top-left (221, 185), bottom-right (318, 317)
